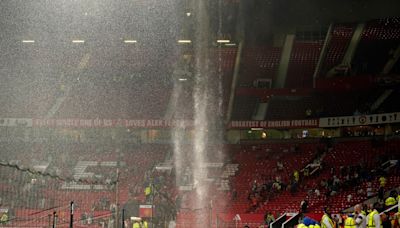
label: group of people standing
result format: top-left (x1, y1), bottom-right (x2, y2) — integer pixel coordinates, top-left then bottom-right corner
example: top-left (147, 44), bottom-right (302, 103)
top-left (298, 202), bottom-right (400, 228)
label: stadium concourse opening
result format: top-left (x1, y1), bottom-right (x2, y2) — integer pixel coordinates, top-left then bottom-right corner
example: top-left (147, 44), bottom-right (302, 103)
top-left (1, 0), bottom-right (400, 228)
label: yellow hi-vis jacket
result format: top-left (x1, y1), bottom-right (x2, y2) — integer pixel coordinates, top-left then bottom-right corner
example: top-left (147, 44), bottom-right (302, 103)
top-left (385, 196), bottom-right (396, 206)
top-left (321, 214), bottom-right (335, 228)
top-left (367, 210), bottom-right (380, 228)
top-left (345, 217), bottom-right (356, 228)
top-left (145, 186), bottom-right (152, 196)
top-left (133, 222), bottom-right (140, 228)
top-left (297, 223), bottom-right (308, 228)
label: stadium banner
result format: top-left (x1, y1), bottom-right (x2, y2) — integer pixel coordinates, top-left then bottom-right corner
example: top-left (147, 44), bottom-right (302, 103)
top-left (32, 119), bottom-right (194, 128)
top-left (0, 118), bottom-right (32, 127)
top-left (319, 112), bottom-right (400, 127)
top-left (228, 119), bottom-right (319, 129)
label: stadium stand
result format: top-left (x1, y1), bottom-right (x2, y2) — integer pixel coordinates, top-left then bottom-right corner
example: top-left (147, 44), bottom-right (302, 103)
top-left (376, 89), bottom-right (400, 113)
top-left (264, 89), bottom-right (385, 120)
top-left (214, 139), bottom-right (400, 217)
top-left (239, 46), bottom-right (282, 86)
top-left (285, 41), bottom-right (323, 88)
top-left (353, 18), bottom-right (400, 75)
top-left (1, 6), bottom-right (400, 226)
top-left (320, 24), bottom-right (355, 77)
top-left (0, 142), bottom-right (168, 227)
top-left (231, 95), bottom-right (259, 120)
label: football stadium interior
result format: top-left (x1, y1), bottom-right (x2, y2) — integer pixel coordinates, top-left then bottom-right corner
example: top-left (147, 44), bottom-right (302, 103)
top-left (0, 0), bottom-right (400, 228)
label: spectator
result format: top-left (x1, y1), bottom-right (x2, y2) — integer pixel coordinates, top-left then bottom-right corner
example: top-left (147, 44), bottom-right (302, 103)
top-left (320, 179), bottom-right (328, 188)
top-left (168, 220), bottom-right (176, 228)
top-left (264, 212), bottom-right (275, 226)
top-left (330, 183), bottom-right (338, 196)
top-left (347, 194), bottom-right (353, 203)
top-left (357, 187), bottom-right (365, 196)
top-left (81, 213), bottom-right (87, 225)
top-left (277, 161), bottom-right (284, 171)
top-left (304, 167), bottom-right (310, 177)
top-left (381, 212), bottom-right (391, 228)
top-left (232, 189), bottom-right (238, 200)
top-left (300, 200), bottom-right (308, 213)
top-left (87, 213), bottom-right (93, 225)
top-left (330, 167), bottom-right (335, 175)
top-left (354, 204), bottom-right (366, 228)
top-left (393, 212), bottom-right (400, 228)
top-left (294, 170), bottom-right (300, 183)
top-left (305, 108), bottom-right (313, 118)
top-left (315, 188), bottom-right (321, 197)
top-left (124, 219), bottom-right (130, 228)
top-left (252, 180), bottom-right (258, 192)
top-left (366, 182), bottom-right (374, 197)
top-left (333, 175), bottom-right (340, 185)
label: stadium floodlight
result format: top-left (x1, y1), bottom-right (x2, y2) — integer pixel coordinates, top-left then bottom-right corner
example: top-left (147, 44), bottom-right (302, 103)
top-left (217, 39), bottom-right (230, 43)
top-left (178, 78), bottom-right (188, 81)
top-left (22, 40), bottom-right (35, 43)
top-left (72, 40), bottom-right (85, 43)
top-left (124, 40), bottom-right (137, 43)
top-left (178, 40), bottom-right (192, 44)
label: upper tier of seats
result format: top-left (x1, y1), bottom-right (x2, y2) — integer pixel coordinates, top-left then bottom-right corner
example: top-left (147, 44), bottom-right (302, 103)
top-left (231, 95), bottom-right (259, 120)
top-left (239, 47), bottom-right (282, 87)
top-left (55, 80), bottom-right (172, 119)
top-left (0, 17), bottom-right (399, 119)
top-left (320, 24), bottom-right (355, 76)
top-left (265, 89), bottom-right (384, 120)
top-left (0, 46), bottom-right (237, 119)
top-left (353, 18), bottom-right (400, 75)
top-left (285, 41), bottom-right (323, 88)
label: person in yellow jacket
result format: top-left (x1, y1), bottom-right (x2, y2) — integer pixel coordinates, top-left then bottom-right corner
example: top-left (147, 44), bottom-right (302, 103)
top-left (345, 214), bottom-right (356, 228)
top-left (366, 203), bottom-right (381, 228)
top-left (385, 190), bottom-right (398, 207)
top-left (321, 207), bottom-right (335, 228)
top-left (378, 176), bottom-right (386, 188)
top-left (297, 223), bottom-right (308, 228)
top-left (294, 171), bottom-right (300, 182)
top-left (385, 196), bottom-right (396, 207)
top-left (145, 184), bottom-right (152, 202)
top-left (132, 218), bottom-right (141, 228)
top-left (141, 219), bottom-right (149, 228)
